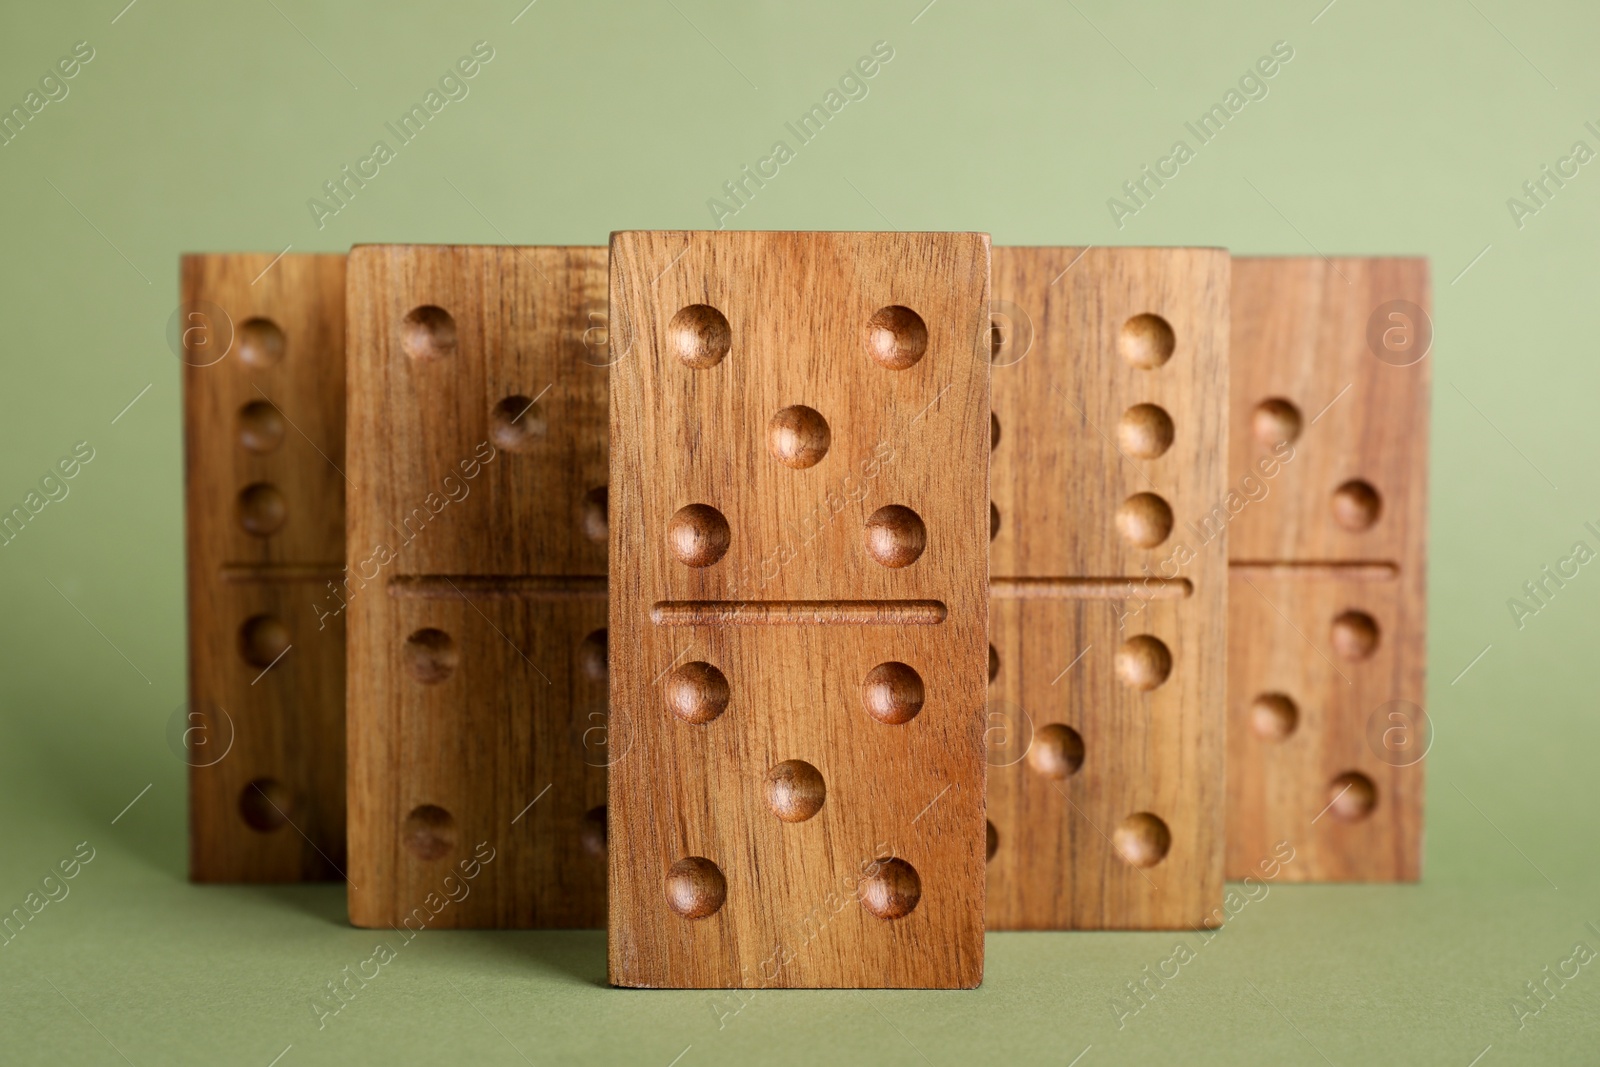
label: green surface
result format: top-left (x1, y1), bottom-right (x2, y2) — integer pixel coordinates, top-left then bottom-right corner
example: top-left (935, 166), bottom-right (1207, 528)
top-left (2, 0), bottom-right (1598, 1062)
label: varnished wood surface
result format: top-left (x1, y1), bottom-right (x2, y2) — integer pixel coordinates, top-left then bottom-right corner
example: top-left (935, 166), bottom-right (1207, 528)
top-left (345, 245), bottom-right (610, 927)
top-left (608, 231), bottom-right (990, 988)
top-left (987, 246), bottom-right (1229, 930)
top-left (1227, 256), bottom-right (1429, 882)
top-left (182, 253), bottom-right (348, 882)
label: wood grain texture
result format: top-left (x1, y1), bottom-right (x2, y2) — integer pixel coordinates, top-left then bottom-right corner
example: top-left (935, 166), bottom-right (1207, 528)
top-left (346, 245), bottom-right (610, 928)
top-left (608, 231), bottom-right (990, 988)
top-left (182, 253), bottom-right (348, 882)
top-left (987, 247), bottom-right (1229, 929)
top-left (1227, 257), bottom-right (1430, 882)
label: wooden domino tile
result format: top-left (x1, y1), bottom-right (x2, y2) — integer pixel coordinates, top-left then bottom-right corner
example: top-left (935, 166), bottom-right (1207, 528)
top-left (182, 253), bottom-right (348, 882)
top-left (1227, 256), bottom-right (1430, 881)
top-left (345, 245), bottom-right (610, 928)
top-left (986, 247), bottom-right (1230, 930)
top-left (607, 231), bottom-right (991, 988)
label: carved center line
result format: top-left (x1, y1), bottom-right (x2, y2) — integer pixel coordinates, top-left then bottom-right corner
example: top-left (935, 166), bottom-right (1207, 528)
top-left (1229, 560), bottom-right (1398, 581)
top-left (650, 600), bottom-right (947, 626)
top-left (990, 576), bottom-right (1191, 600)
top-left (388, 575), bottom-right (607, 599)
top-left (223, 563), bottom-right (344, 583)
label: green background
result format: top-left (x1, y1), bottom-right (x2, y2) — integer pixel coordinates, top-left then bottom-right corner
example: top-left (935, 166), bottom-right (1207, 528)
top-left (2, 0), bottom-right (1596, 1062)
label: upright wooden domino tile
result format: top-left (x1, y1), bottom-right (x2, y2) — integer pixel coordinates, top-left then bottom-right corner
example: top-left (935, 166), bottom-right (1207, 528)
top-left (986, 246), bottom-right (1229, 930)
top-left (607, 230), bottom-right (991, 988)
top-left (182, 253), bottom-right (348, 882)
top-left (345, 245), bottom-right (610, 927)
top-left (1227, 256), bottom-right (1430, 881)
